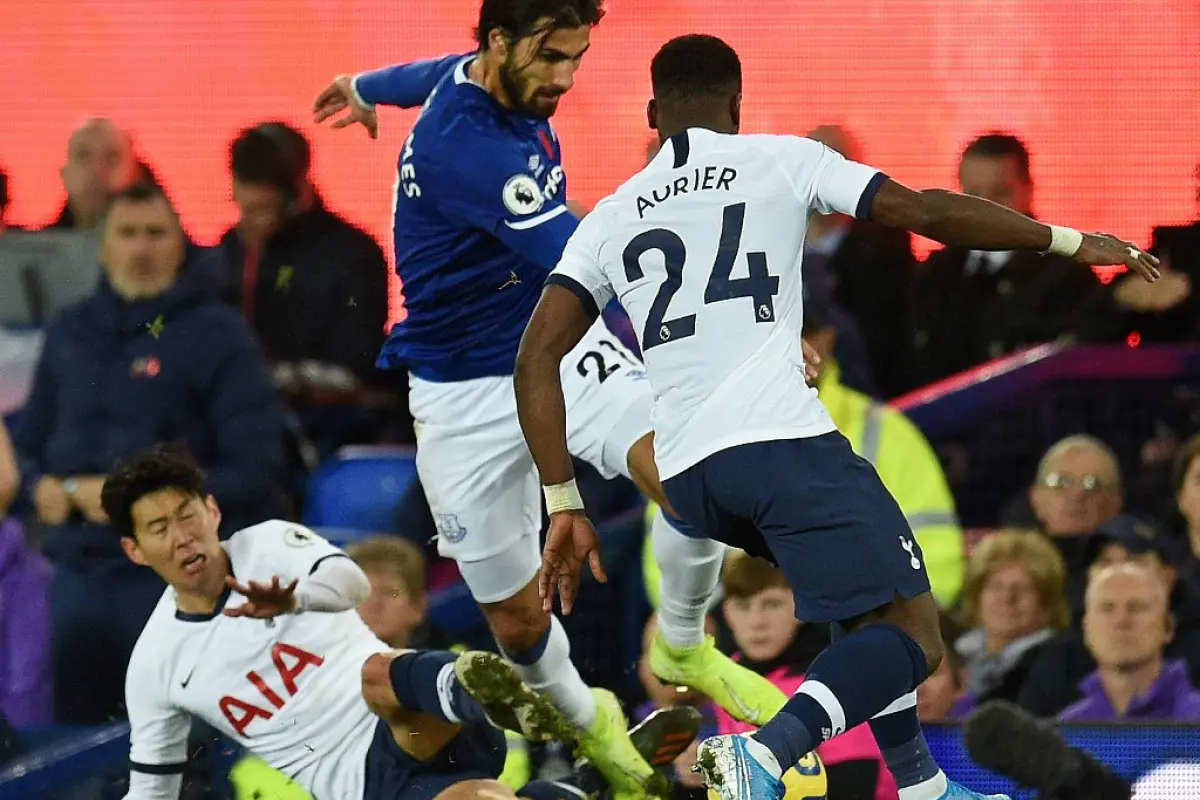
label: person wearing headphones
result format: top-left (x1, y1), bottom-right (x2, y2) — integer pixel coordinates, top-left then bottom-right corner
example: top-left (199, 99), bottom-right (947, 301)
top-left (217, 122), bottom-right (390, 395)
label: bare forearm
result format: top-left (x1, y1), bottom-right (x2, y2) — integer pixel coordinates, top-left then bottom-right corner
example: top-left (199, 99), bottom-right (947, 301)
top-left (913, 189), bottom-right (1053, 250)
top-left (870, 181), bottom-right (1056, 252)
top-left (514, 354), bottom-right (575, 486)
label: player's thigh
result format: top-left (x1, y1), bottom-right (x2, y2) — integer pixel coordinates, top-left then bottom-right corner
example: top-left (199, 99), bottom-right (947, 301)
top-left (562, 318), bottom-right (654, 482)
top-left (365, 717), bottom-right (508, 800)
top-left (669, 433), bottom-right (932, 624)
top-left (410, 375), bottom-right (542, 603)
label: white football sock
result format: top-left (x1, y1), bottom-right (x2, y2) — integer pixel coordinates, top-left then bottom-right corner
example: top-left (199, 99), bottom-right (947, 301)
top-left (652, 509), bottom-right (725, 649)
top-left (507, 616), bottom-right (597, 729)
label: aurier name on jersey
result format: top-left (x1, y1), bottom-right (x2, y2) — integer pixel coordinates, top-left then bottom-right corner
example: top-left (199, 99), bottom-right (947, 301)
top-left (548, 128), bottom-right (888, 480)
top-left (635, 165), bottom-right (738, 218)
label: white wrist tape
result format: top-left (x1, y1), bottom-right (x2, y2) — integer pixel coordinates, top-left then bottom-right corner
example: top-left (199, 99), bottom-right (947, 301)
top-left (544, 479), bottom-right (585, 515)
top-left (1046, 225), bottom-right (1083, 257)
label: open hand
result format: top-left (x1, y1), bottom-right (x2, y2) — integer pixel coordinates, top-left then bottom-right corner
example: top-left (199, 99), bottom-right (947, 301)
top-left (800, 338), bottom-right (821, 383)
top-left (224, 575), bottom-right (298, 619)
top-left (1074, 233), bottom-right (1161, 282)
top-left (312, 74), bottom-right (379, 139)
top-left (70, 476), bottom-right (109, 525)
top-left (34, 477), bottom-right (70, 526)
top-left (539, 511), bottom-right (606, 615)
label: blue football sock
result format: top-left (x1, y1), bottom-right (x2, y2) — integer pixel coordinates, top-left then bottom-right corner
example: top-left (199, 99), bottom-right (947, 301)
top-left (869, 697), bottom-right (944, 795)
top-left (751, 622), bottom-right (927, 772)
top-left (388, 650), bottom-right (487, 724)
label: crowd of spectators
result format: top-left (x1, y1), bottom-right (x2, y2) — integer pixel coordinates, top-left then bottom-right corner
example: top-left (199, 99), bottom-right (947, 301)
top-left (1, 118), bottom-right (1199, 799)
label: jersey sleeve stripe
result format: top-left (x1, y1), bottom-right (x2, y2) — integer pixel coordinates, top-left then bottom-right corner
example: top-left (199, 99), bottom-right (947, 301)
top-left (309, 552), bottom-right (351, 575)
top-left (546, 274), bottom-right (600, 320)
top-left (130, 760), bottom-right (187, 774)
top-left (855, 171), bottom-right (889, 220)
top-left (504, 204), bottom-right (569, 231)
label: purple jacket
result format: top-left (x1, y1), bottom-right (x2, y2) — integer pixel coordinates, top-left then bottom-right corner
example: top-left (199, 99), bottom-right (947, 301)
top-left (0, 518), bottom-right (53, 726)
top-left (1059, 659), bottom-right (1200, 722)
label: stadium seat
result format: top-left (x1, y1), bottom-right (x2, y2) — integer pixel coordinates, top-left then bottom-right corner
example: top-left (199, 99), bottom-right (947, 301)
top-left (302, 445), bottom-right (418, 533)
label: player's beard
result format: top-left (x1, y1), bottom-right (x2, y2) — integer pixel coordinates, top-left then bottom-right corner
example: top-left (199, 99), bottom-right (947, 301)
top-left (499, 56), bottom-right (562, 120)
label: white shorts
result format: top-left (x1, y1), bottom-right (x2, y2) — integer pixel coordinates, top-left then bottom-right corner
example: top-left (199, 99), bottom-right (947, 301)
top-left (408, 318), bottom-right (652, 603)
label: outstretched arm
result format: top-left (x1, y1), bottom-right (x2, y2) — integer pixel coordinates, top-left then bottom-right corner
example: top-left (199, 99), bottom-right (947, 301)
top-left (791, 137), bottom-right (1160, 281)
top-left (313, 53), bottom-right (468, 138)
top-left (867, 180), bottom-right (1159, 280)
top-left (350, 53), bottom-right (468, 109)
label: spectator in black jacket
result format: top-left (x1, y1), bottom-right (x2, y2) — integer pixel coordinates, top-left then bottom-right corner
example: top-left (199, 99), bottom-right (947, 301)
top-left (217, 122), bottom-right (389, 390)
top-left (13, 182), bottom-right (285, 723)
top-left (901, 132), bottom-right (1113, 391)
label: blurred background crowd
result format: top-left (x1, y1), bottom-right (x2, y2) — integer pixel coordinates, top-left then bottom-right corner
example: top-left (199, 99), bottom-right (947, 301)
top-left (2, 2), bottom-right (1200, 798)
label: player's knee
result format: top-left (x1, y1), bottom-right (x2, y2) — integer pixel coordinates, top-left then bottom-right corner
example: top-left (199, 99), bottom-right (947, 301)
top-left (361, 653), bottom-right (398, 716)
top-left (482, 590), bottom-right (551, 651)
top-left (882, 592), bottom-right (944, 679)
top-left (918, 630), bottom-right (945, 678)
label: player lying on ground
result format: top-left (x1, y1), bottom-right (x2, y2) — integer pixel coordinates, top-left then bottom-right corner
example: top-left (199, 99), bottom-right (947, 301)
top-left (512, 33), bottom-right (1158, 800)
top-left (311, 1), bottom-right (805, 792)
top-left (108, 445), bottom-right (701, 800)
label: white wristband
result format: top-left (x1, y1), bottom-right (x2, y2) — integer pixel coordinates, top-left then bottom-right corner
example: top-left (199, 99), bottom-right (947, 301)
top-left (1046, 225), bottom-right (1083, 257)
top-left (544, 479), bottom-right (584, 515)
top-left (349, 74), bottom-right (376, 111)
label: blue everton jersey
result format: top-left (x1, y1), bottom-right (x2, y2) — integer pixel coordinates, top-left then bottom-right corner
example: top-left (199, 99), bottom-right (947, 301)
top-left (360, 55), bottom-right (579, 381)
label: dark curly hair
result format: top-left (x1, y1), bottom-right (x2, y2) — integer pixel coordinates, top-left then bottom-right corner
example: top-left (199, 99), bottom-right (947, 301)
top-left (102, 443), bottom-right (208, 540)
top-left (474, 0), bottom-right (605, 49)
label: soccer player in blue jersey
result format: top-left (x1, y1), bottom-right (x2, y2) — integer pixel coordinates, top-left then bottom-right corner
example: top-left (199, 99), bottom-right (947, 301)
top-left (311, 2), bottom-right (792, 795)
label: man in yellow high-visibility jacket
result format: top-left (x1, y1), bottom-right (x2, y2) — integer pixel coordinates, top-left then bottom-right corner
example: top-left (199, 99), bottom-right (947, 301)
top-left (644, 330), bottom-right (964, 609)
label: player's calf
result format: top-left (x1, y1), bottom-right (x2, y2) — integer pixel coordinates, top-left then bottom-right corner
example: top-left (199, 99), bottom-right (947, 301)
top-left (481, 577), bottom-right (554, 653)
top-left (479, 578), bottom-right (597, 731)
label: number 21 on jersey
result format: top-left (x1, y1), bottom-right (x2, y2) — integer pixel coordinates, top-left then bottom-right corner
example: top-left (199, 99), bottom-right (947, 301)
top-left (622, 202), bottom-right (779, 351)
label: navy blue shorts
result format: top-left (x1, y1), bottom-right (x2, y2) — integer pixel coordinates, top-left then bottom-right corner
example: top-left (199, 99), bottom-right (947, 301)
top-left (662, 432), bottom-right (931, 623)
top-left (362, 718), bottom-right (506, 800)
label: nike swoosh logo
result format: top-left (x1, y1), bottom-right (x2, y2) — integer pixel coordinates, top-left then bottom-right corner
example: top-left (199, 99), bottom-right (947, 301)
top-left (180, 669), bottom-right (195, 689)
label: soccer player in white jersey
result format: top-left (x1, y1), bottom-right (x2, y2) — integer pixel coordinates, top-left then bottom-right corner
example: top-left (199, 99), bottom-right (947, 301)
top-left (512, 34), bottom-right (1161, 800)
top-left (106, 445), bottom-right (699, 800)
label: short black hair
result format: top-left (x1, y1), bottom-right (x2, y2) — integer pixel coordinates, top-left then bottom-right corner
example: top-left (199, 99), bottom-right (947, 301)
top-left (102, 180), bottom-right (180, 231)
top-left (102, 444), bottom-right (208, 539)
top-left (961, 132), bottom-right (1032, 182)
top-left (473, 0), bottom-right (605, 50)
top-left (108, 180), bottom-right (170, 208)
top-left (651, 34), bottom-right (741, 104)
top-left (229, 121), bottom-right (311, 195)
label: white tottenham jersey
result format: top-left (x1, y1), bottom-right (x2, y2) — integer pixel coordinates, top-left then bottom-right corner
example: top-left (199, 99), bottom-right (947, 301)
top-left (549, 128), bottom-right (887, 479)
top-left (124, 521), bottom-right (390, 800)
